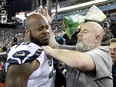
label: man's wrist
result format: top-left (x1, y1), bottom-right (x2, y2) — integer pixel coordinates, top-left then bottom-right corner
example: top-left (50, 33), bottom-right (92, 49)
top-left (59, 45), bottom-right (65, 49)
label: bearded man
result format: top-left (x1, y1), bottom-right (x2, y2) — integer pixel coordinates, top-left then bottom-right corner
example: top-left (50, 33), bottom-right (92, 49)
top-left (43, 21), bottom-right (113, 87)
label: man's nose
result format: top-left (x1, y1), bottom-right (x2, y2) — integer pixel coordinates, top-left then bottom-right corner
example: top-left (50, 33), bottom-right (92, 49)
top-left (43, 28), bottom-right (49, 33)
top-left (45, 29), bottom-right (49, 33)
top-left (77, 32), bottom-right (83, 38)
top-left (110, 50), bottom-right (115, 54)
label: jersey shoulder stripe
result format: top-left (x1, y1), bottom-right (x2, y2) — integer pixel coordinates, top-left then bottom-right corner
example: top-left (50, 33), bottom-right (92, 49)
top-left (7, 42), bottom-right (43, 64)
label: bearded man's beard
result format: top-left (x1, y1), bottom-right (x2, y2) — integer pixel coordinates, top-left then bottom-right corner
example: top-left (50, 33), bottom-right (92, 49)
top-left (76, 41), bottom-right (95, 52)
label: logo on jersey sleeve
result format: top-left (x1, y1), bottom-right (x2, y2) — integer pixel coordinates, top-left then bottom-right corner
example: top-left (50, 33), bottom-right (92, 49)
top-left (13, 50), bottom-right (30, 60)
top-left (15, 51), bottom-right (25, 56)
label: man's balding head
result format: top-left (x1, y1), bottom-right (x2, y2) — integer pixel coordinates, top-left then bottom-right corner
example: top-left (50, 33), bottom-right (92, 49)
top-left (82, 21), bottom-right (104, 40)
top-left (25, 14), bottom-right (48, 30)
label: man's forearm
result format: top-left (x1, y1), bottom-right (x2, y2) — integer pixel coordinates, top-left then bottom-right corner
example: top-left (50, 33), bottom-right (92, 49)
top-left (59, 45), bottom-right (76, 50)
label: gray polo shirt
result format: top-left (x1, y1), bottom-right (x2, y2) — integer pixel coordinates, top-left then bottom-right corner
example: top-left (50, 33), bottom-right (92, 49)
top-left (65, 46), bottom-right (113, 87)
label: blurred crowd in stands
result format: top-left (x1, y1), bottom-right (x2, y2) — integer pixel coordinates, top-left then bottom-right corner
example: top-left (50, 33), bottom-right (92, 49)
top-left (0, 27), bottom-right (25, 52)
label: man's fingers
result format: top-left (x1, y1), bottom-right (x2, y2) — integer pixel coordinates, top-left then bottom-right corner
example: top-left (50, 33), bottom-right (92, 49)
top-left (51, 13), bottom-right (55, 21)
top-left (39, 6), bottom-right (45, 15)
top-left (38, 6), bottom-right (54, 24)
top-left (44, 7), bottom-right (48, 14)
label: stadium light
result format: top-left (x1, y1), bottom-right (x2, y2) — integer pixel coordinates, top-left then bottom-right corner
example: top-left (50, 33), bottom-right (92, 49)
top-left (51, 0), bottom-right (110, 13)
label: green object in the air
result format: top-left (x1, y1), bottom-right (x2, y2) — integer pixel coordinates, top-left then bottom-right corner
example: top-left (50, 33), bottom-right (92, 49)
top-left (63, 15), bottom-right (85, 39)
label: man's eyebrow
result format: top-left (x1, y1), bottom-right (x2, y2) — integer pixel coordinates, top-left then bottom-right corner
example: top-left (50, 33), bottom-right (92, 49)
top-left (83, 29), bottom-right (88, 30)
top-left (81, 29), bottom-right (89, 31)
top-left (33, 24), bottom-right (49, 28)
top-left (33, 26), bottom-right (41, 28)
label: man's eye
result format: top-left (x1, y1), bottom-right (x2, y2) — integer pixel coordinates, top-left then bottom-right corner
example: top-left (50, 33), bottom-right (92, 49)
top-left (41, 26), bottom-right (44, 29)
top-left (46, 26), bottom-right (49, 29)
top-left (83, 31), bottom-right (87, 33)
top-left (113, 48), bottom-right (116, 51)
top-left (38, 28), bottom-right (42, 30)
top-left (83, 31), bottom-right (88, 33)
top-left (38, 26), bottom-right (44, 30)
top-left (109, 49), bottom-right (111, 52)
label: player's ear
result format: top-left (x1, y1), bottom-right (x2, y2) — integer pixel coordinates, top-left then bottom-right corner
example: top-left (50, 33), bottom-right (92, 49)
top-left (25, 29), bottom-right (30, 36)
